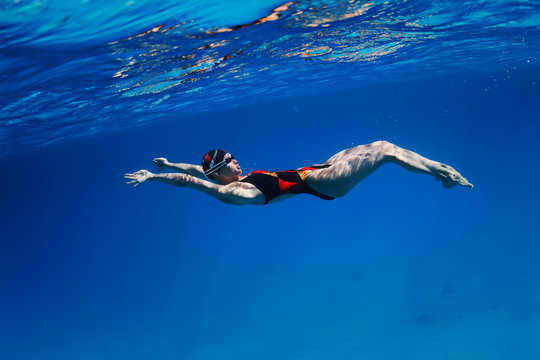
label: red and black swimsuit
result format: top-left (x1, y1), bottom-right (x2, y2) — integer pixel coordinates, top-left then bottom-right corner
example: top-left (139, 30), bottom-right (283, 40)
top-left (240, 165), bottom-right (335, 204)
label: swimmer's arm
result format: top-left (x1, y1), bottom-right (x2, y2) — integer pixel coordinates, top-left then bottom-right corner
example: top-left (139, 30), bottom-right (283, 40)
top-left (153, 158), bottom-right (206, 179)
top-left (124, 170), bottom-right (264, 205)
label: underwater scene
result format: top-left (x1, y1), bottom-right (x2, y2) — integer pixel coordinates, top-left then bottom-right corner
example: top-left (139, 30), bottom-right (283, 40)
top-left (1, 0), bottom-right (540, 359)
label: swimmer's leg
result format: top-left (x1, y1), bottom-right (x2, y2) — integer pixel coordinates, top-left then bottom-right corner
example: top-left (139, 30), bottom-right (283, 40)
top-left (383, 142), bottom-right (473, 190)
top-left (306, 140), bottom-right (473, 198)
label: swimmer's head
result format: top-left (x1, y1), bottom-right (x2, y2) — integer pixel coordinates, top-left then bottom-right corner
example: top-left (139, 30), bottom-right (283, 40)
top-left (202, 149), bottom-right (227, 179)
top-left (202, 149), bottom-right (241, 182)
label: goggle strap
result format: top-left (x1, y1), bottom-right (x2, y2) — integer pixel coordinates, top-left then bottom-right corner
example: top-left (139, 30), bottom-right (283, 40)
top-left (204, 159), bottom-right (227, 176)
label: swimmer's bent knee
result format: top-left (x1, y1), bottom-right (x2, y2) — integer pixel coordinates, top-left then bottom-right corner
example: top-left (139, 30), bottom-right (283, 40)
top-left (369, 140), bottom-right (397, 160)
top-left (369, 140), bottom-right (393, 149)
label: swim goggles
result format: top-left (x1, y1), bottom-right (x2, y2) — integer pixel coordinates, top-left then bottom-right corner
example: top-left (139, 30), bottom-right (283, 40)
top-left (204, 154), bottom-right (235, 177)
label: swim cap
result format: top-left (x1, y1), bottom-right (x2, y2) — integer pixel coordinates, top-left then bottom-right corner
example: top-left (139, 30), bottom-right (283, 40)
top-left (202, 149), bottom-right (228, 178)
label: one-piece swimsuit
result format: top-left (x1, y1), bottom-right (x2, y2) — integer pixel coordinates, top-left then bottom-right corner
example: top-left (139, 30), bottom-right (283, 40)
top-left (240, 165), bottom-right (335, 204)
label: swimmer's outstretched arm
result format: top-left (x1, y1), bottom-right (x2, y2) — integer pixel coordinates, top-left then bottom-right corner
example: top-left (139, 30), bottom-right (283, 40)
top-left (152, 157), bottom-right (206, 179)
top-left (124, 170), bottom-right (263, 205)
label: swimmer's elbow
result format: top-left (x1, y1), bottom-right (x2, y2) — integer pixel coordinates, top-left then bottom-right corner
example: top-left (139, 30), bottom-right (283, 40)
top-left (229, 193), bottom-right (265, 205)
top-left (217, 187), bottom-right (264, 206)
top-left (219, 195), bottom-right (262, 206)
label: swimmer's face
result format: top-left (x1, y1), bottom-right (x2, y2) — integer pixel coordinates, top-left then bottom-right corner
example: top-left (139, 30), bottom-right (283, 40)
top-left (217, 153), bottom-right (242, 182)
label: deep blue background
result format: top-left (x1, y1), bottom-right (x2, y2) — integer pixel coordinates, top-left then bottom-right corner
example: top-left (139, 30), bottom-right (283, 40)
top-left (1, 66), bottom-right (539, 359)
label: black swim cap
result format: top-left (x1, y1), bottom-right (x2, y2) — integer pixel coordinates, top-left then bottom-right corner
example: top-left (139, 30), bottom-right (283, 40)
top-left (202, 149), bottom-right (228, 178)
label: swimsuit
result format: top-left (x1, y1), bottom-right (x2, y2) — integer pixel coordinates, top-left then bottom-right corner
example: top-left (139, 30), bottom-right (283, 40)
top-left (240, 165), bottom-right (335, 204)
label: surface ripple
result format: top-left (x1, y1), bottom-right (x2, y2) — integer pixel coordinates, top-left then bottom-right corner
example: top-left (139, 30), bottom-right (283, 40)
top-left (1, 0), bottom-right (539, 156)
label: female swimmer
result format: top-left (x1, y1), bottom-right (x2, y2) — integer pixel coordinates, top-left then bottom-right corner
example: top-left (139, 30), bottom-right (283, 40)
top-left (124, 141), bottom-right (472, 205)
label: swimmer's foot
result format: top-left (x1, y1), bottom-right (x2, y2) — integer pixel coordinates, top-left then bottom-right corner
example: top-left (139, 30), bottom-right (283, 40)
top-left (433, 163), bottom-right (473, 190)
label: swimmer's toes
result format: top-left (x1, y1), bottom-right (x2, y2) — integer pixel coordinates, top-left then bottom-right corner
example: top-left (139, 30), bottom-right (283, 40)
top-left (463, 178), bottom-right (474, 190)
top-left (453, 174), bottom-right (473, 190)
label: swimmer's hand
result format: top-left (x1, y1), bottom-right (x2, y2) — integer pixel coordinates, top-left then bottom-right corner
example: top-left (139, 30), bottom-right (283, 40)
top-left (125, 170), bottom-right (153, 187)
top-left (153, 157), bottom-right (170, 171)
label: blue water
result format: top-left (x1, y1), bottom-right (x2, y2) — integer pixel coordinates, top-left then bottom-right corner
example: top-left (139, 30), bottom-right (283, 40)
top-left (1, 1), bottom-right (540, 359)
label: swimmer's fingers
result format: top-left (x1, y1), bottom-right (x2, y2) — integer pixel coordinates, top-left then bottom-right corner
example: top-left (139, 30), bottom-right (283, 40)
top-left (124, 170), bottom-right (148, 187)
top-left (124, 173), bottom-right (140, 187)
top-left (124, 172), bottom-right (139, 180)
top-left (124, 170), bottom-right (148, 178)
top-left (125, 179), bottom-right (140, 187)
